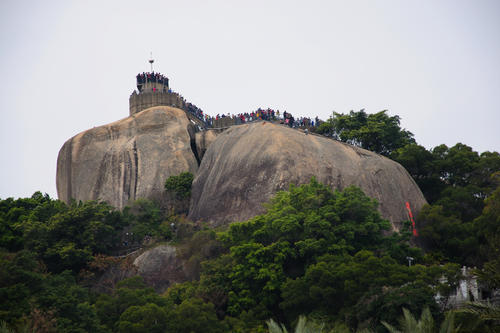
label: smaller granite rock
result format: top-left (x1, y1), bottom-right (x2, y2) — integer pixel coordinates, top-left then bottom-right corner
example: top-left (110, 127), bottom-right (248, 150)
top-left (133, 245), bottom-right (186, 292)
top-left (195, 129), bottom-right (221, 160)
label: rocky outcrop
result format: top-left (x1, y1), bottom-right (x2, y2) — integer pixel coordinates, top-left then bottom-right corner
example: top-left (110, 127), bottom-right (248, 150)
top-left (195, 130), bottom-right (221, 160)
top-left (133, 245), bottom-right (186, 292)
top-left (91, 245), bottom-right (188, 293)
top-left (56, 106), bottom-right (199, 209)
top-left (57, 105), bottom-right (427, 232)
top-left (188, 122), bottom-right (427, 231)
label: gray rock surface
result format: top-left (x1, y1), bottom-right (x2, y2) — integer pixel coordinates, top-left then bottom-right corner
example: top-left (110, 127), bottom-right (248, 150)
top-left (195, 130), bottom-right (220, 160)
top-left (188, 121), bottom-right (427, 231)
top-left (56, 106), bottom-right (198, 209)
top-left (133, 245), bottom-right (186, 292)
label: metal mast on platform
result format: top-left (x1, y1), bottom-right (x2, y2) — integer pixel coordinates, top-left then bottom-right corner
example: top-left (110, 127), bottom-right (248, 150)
top-left (149, 52), bottom-right (154, 72)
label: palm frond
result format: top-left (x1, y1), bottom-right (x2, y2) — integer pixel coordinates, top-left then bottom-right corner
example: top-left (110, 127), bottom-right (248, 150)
top-left (381, 320), bottom-right (401, 333)
top-left (457, 301), bottom-right (500, 322)
top-left (267, 318), bottom-right (288, 333)
top-left (0, 322), bottom-right (15, 333)
top-left (439, 311), bottom-right (460, 333)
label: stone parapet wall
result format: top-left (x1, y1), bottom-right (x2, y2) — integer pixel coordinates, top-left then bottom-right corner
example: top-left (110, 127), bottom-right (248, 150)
top-left (213, 117), bottom-right (237, 128)
top-left (129, 91), bottom-right (187, 116)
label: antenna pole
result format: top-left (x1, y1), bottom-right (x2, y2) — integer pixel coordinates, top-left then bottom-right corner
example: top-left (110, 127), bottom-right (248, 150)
top-left (149, 52), bottom-right (154, 72)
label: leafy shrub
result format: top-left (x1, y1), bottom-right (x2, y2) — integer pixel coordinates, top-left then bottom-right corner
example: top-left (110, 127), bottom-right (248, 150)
top-left (165, 172), bottom-right (194, 200)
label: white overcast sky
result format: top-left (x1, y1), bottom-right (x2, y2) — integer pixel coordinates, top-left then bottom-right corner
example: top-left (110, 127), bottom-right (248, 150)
top-left (1, 0), bottom-right (499, 199)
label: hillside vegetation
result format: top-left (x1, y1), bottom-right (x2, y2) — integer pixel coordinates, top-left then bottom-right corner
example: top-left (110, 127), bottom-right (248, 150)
top-left (1, 110), bottom-right (499, 332)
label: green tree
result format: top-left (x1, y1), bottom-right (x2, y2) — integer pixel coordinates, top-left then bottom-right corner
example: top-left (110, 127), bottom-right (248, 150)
top-left (182, 178), bottom-right (449, 331)
top-left (317, 110), bottom-right (415, 156)
top-left (95, 276), bottom-right (168, 331)
top-left (0, 247), bottom-right (103, 332)
top-left (218, 180), bottom-right (392, 320)
top-left (35, 271), bottom-right (103, 333)
top-left (164, 172), bottom-right (194, 214)
top-left (418, 205), bottom-right (478, 266)
top-left (431, 144), bottom-right (480, 188)
top-left (165, 298), bottom-right (224, 333)
top-left (0, 250), bottom-right (44, 326)
top-left (165, 172), bottom-right (194, 200)
top-left (196, 253), bottom-right (235, 316)
top-left (392, 144), bottom-right (500, 208)
top-left (280, 252), bottom-right (452, 327)
top-left (473, 179), bottom-right (500, 289)
top-left (0, 192), bottom-right (66, 252)
top-left (391, 144), bottom-right (443, 203)
top-left (21, 200), bottom-right (125, 273)
top-left (116, 303), bottom-right (168, 333)
top-left (352, 281), bottom-right (440, 331)
top-left (409, 146), bottom-right (500, 266)
top-left (122, 199), bottom-right (168, 243)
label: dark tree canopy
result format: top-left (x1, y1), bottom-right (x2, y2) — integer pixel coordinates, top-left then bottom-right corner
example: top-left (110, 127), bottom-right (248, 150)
top-left (164, 172), bottom-right (194, 200)
top-left (392, 143), bottom-right (500, 267)
top-left (316, 110), bottom-right (415, 156)
top-left (176, 179), bottom-right (458, 331)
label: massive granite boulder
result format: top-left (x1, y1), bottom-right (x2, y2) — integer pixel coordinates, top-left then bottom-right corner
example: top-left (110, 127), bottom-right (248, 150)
top-left (188, 121), bottom-right (427, 231)
top-left (56, 106), bottom-right (199, 209)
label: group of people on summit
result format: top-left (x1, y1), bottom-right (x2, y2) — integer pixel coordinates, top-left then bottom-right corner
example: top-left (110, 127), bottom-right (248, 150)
top-left (214, 108), bottom-right (278, 125)
top-left (186, 102), bottom-right (206, 124)
top-left (182, 104), bottom-right (322, 129)
top-left (136, 72), bottom-right (169, 86)
top-left (209, 108), bottom-right (321, 129)
top-left (133, 72), bottom-right (321, 131)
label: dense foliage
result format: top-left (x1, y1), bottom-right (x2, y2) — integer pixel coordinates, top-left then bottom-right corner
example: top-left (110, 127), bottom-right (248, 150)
top-left (0, 195), bottom-right (173, 332)
top-left (315, 110), bottom-right (415, 156)
top-left (391, 143), bottom-right (500, 268)
top-left (164, 172), bottom-right (194, 214)
top-left (162, 180), bottom-right (466, 332)
top-left (164, 172), bottom-right (194, 200)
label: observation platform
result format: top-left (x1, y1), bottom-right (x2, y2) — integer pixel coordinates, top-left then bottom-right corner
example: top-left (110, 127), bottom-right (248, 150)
top-left (129, 71), bottom-right (209, 129)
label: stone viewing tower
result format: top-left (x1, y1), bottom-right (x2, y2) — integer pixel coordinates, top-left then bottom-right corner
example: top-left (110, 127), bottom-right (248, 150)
top-left (129, 57), bottom-right (187, 116)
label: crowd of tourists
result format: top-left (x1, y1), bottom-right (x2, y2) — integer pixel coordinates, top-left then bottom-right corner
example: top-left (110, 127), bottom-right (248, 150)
top-left (209, 108), bottom-right (321, 129)
top-left (136, 72), bottom-right (169, 86)
top-left (186, 102), bottom-right (209, 125)
top-left (133, 72), bottom-right (321, 130)
top-left (162, 92), bottom-right (212, 128)
top-left (213, 108), bottom-right (277, 125)
top-left (283, 111), bottom-right (320, 128)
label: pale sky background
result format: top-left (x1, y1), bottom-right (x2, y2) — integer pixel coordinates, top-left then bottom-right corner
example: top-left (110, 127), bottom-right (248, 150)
top-left (1, 0), bottom-right (499, 200)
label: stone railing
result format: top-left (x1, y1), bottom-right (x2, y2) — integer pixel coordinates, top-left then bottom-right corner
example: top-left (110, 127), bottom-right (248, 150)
top-left (129, 90), bottom-right (186, 116)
